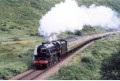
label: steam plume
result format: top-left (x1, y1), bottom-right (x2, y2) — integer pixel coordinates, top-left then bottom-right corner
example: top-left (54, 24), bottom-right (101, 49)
top-left (38, 0), bottom-right (120, 37)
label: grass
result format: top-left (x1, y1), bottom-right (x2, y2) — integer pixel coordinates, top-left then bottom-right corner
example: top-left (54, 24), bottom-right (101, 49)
top-left (0, 0), bottom-right (120, 80)
top-left (0, 0), bottom-right (120, 40)
top-left (101, 50), bottom-right (120, 80)
top-left (0, 40), bottom-right (43, 79)
top-left (49, 33), bottom-right (120, 80)
top-left (0, 0), bottom-right (63, 40)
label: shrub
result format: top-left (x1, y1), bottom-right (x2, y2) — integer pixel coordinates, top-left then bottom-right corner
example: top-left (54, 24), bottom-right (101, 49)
top-left (101, 50), bottom-right (120, 80)
top-left (0, 27), bottom-right (9, 31)
top-left (49, 34), bottom-right (120, 80)
top-left (81, 55), bottom-right (95, 64)
top-left (12, 37), bottom-right (21, 41)
top-left (0, 62), bottom-right (28, 79)
top-left (74, 30), bottom-right (81, 36)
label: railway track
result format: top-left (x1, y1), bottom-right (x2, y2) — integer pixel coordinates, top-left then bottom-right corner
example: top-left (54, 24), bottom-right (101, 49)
top-left (18, 70), bottom-right (45, 80)
top-left (10, 37), bottom-right (101, 80)
top-left (10, 32), bottom-right (120, 80)
top-left (10, 41), bottom-right (94, 80)
top-left (10, 69), bottom-right (45, 80)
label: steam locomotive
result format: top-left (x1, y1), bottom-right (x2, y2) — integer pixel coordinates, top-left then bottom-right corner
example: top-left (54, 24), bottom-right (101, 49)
top-left (33, 39), bottom-right (68, 69)
top-left (33, 32), bottom-right (115, 69)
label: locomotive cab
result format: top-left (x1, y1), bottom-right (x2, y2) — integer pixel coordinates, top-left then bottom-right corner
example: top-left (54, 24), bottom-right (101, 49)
top-left (33, 40), bottom-right (67, 69)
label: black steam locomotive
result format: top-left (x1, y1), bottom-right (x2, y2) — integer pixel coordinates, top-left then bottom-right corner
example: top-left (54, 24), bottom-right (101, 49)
top-left (33, 39), bottom-right (68, 69)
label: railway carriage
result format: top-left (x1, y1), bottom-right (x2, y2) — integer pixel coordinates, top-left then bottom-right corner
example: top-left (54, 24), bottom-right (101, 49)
top-left (33, 32), bottom-right (114, 69)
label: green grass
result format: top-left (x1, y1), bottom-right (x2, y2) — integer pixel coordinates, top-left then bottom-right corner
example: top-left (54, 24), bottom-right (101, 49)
top-left (49, 33), bottom-right (120, 80)
top-left (76, 0), bottom-right (120, 13)
top-left (0, 0), bottom-right (120, 80)
top-left (0, 0), bottom-right (120, 41)
top-left (0, 41), bottom-right (43, 79)
top-left (101, 50), bottom-right (120, 80)
top-left (0, 0), bottom-right (63, 41)
top-left (58, 25), bottom-right (106, 39)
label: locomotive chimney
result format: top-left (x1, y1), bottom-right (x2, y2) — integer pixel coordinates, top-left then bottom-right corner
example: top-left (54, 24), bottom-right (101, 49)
top-left (48, 33), bottom-right (58, 41)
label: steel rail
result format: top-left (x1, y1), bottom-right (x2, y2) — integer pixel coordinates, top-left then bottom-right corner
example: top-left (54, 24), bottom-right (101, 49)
top-left (10, 32), bottom-right (119, 80)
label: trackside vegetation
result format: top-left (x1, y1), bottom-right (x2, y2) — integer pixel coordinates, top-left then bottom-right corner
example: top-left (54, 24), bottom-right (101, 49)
top-left (0, 0), bottom-right (120, 80)
top-left (49, 33), bottom-right (120, 80)
top-left (0, 0), bottom-right (120, 41)
top-left (0, 43), bottom-right (36, 79)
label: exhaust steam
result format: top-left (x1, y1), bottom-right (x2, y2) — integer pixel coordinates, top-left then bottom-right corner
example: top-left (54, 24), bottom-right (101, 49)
top-left (38, 0), bottom-right (120, 41)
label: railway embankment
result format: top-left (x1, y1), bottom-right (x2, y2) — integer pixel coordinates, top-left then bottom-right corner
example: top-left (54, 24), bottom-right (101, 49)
top-left (49, 33), bottom-right (120, 80)
top-left (0, 32), bottom-right (119, 80)
top-left (9, 32), bottom-right (119, 80)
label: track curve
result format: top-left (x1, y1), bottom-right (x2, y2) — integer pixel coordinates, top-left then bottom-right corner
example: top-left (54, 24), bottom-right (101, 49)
top-left (10, 32), bottom-right (119, 80)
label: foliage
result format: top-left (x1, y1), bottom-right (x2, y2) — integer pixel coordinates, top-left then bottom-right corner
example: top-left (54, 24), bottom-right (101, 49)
top-left (0, 0), bottom-right (120, 40)
top-left (74, 30), bottom-right (82, 35)
top-left (12, 37), bottom-right (21, 41)
top-left (0, 62), bottom-right (28, 80)
top-left (0, 42), bottom-right (40, 79)
top-left (101, 50), bottom-right (120, 80)
top-left (0, 0), bottom-right (120, 80)
top-left (0, 0), bottom-right (63, 41)
top-left (76, 0), bottom-right (120, 13)
top-left (58, 31), bottom-right (76, 39)
top-left (49, 33), bottom-right (120, 80)
top-left (80, 25), bottom-right (106, 34)
top-left (59, 25), bottom-right (106, 38)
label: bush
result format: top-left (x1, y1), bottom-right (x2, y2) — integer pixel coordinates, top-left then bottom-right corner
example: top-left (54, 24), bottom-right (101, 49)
top-left (50, 62), bottom-right (100, 80)
top-left (12, 37), bottom-right (21, 41)
top-left (0, 62), bottom-right (28, 79)
top-left (74, 30), bottom-right (81, 36)
top-left (0, 27), bottom-right (9, 31)
top-left (49, 34), bottom-right (120, 80)
top-left (81, 55), bottom-right (95, 64)
top-left (101, 50), bottom-right (120, 80)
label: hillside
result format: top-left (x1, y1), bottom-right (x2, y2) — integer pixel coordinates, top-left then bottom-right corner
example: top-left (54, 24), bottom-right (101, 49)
top-left (77, 0), bottom-right (120, 13)
top-left (0, 0), bottom-right (120, 80)
top-left (0, 0), bottom-right (120, 41)
top-left (49, 33), bottom-right (120, 80)
top-left (0, 0), bottom-right (62, 41)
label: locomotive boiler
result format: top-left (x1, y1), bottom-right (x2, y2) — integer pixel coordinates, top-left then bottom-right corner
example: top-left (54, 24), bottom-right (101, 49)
top-left (33, 39), bottom-right (67, 69)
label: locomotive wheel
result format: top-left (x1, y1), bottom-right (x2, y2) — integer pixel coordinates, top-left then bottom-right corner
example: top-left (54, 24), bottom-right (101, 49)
top-left (52, 62), bottom-right (54, 65)
top-left (46, 64), bottom-right (49, 68)
top-left (49, 62), bottom-right (52, 66)
top-left (56, 59), bottom-right (58, 63)
top-left (49, 62), bottom-right (53, 67)
top-left (53, 61), bottom-right (55, 65)
top-left (42, 64), bottom-right (48, 69)
top-left (58, 58), bottom-right (60, 61)
top-left (54, 60), bottom-right (57, 64)
top-left (53, 61), bottom-right (55, 64)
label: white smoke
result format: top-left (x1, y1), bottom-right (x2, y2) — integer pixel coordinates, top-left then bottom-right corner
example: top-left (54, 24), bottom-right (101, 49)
top-left (38, 0), bottom-right (120, 36)
top-left (47, 33), bottom-right (58, 41)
